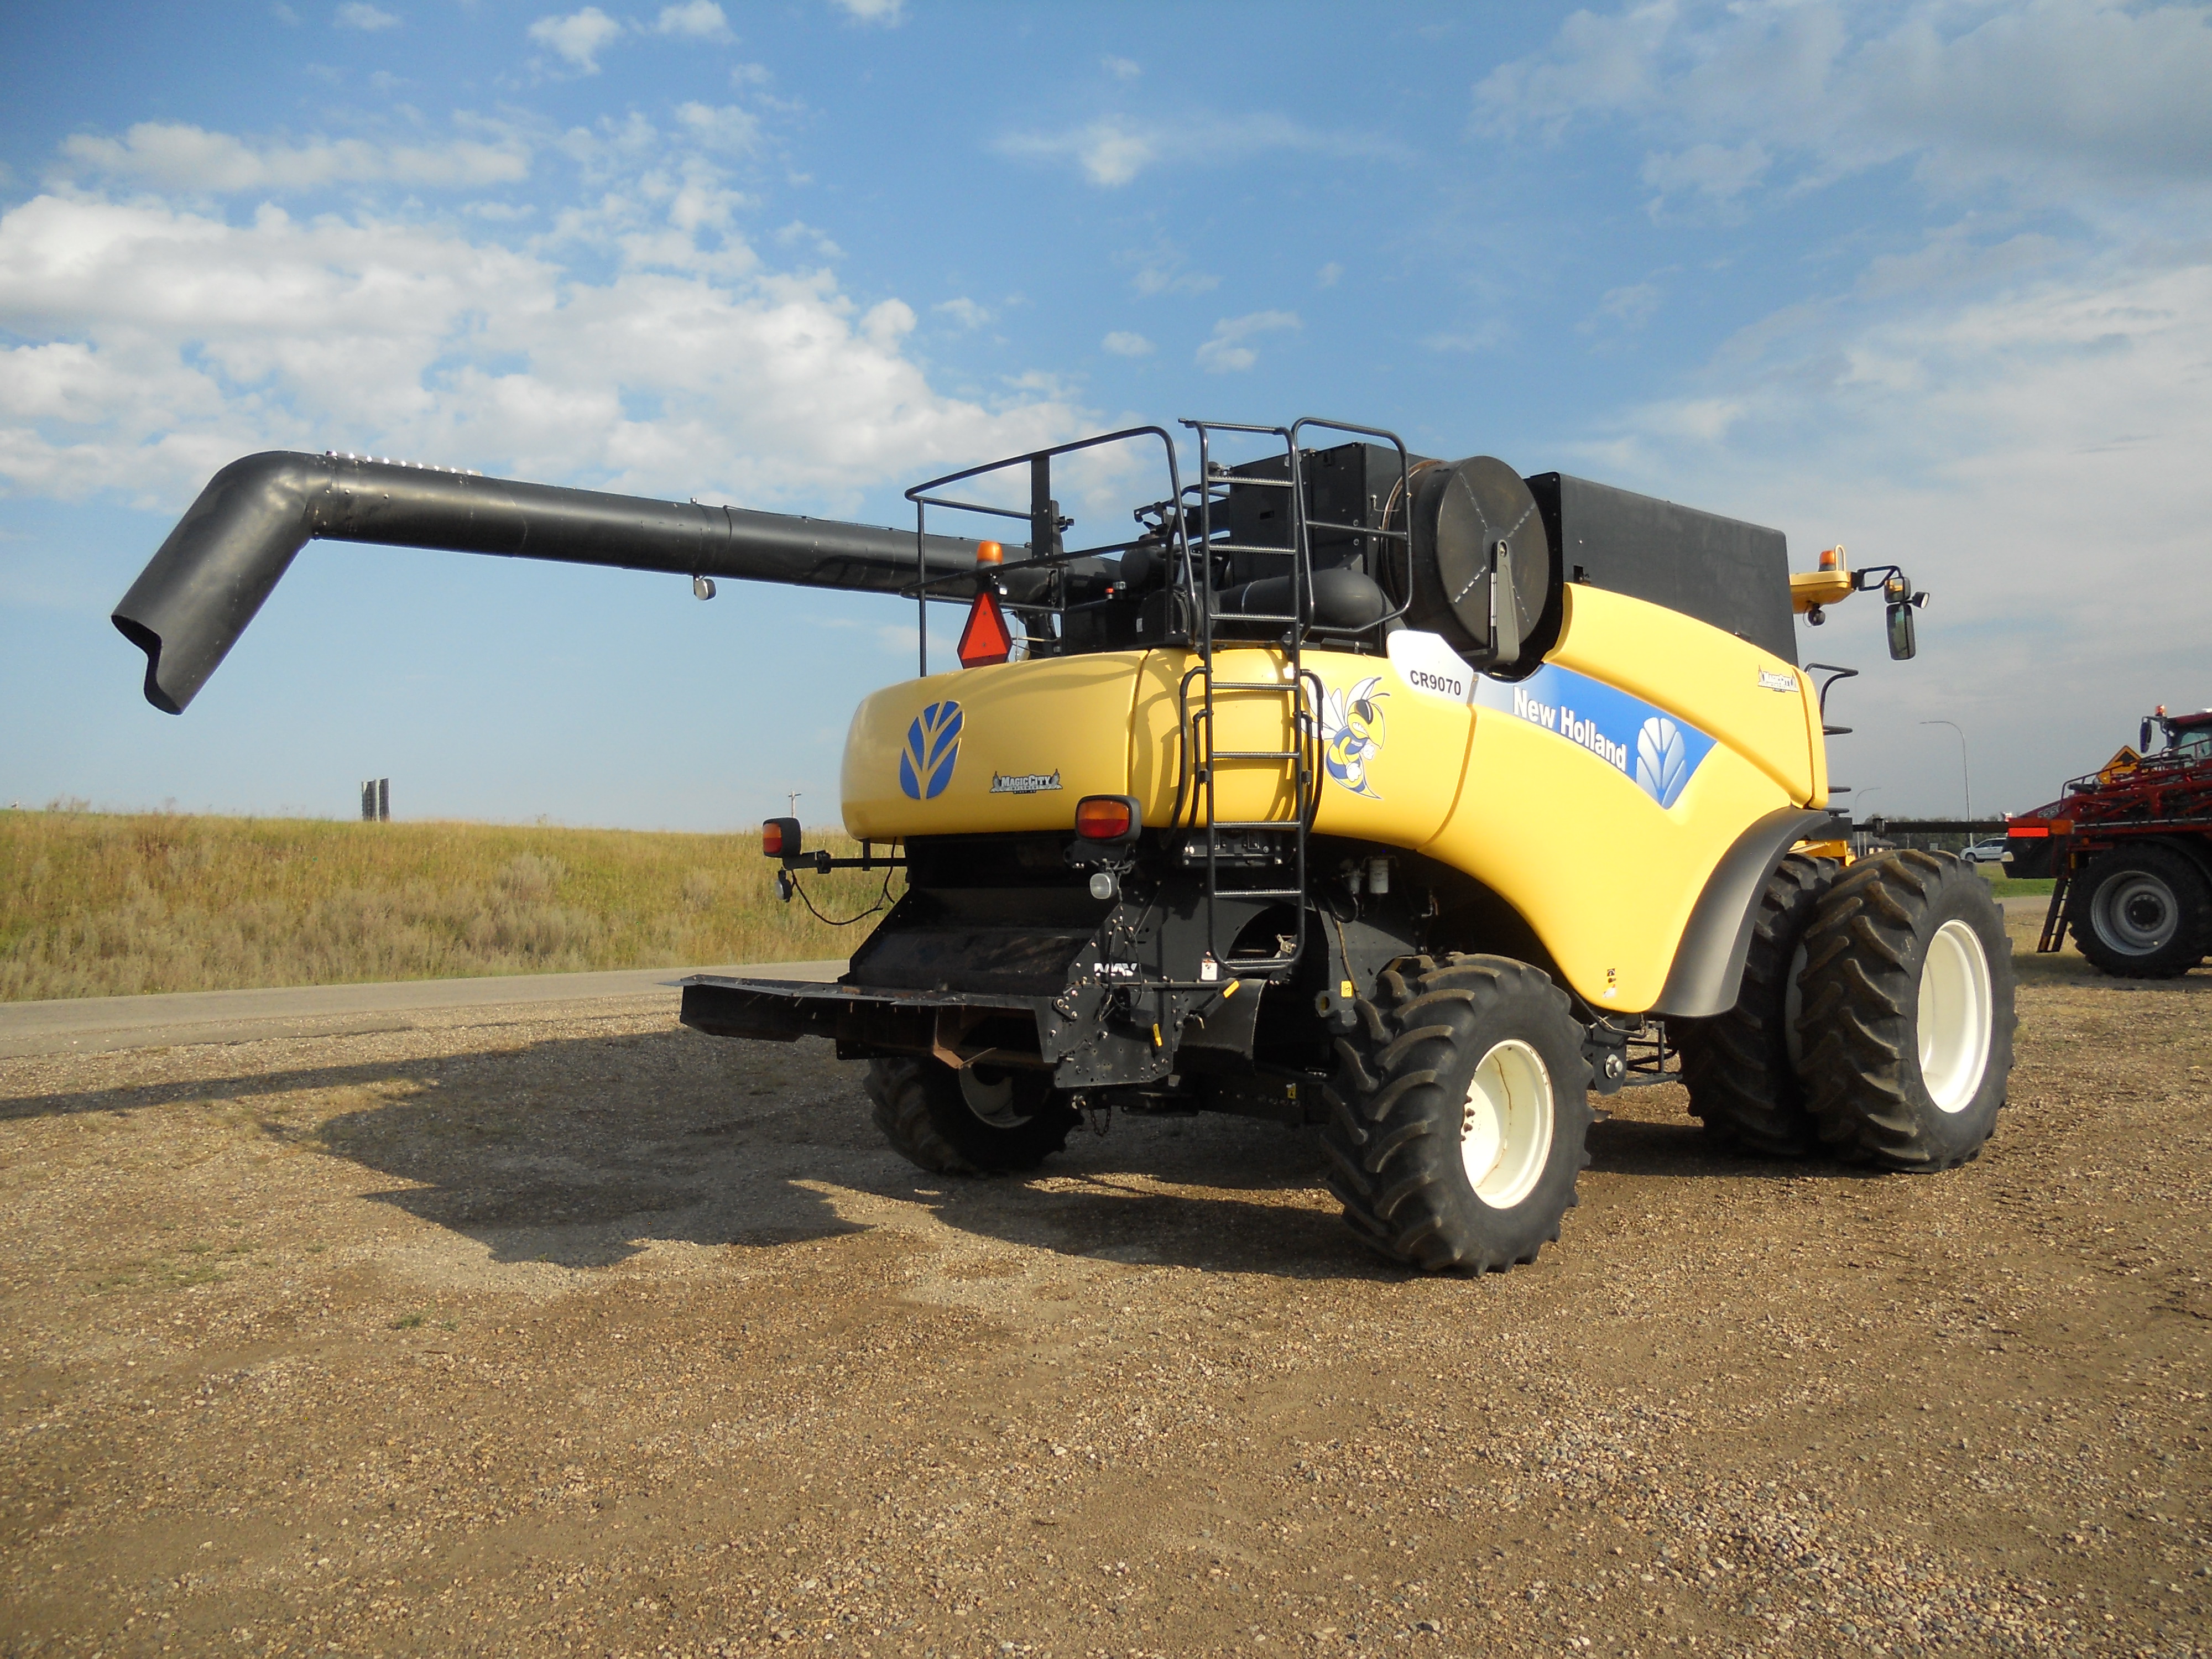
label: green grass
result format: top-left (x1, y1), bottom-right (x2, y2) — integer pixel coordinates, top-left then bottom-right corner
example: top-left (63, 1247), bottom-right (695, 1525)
top-left (2, 807), bottom-right (901, 1001)
top-left (1987, 878), bottom-right (2057, 899)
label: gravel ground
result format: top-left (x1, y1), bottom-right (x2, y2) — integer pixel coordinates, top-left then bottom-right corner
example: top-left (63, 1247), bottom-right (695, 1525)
top-left (1, 940), bottom-right (2205, 1658)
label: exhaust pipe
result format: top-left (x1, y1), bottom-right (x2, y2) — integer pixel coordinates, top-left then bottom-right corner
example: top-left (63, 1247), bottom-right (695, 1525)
top-left (112, 451), bottom-right (1050, 714)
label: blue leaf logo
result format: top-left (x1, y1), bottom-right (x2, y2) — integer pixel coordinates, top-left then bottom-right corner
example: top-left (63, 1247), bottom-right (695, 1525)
top-left (899, 701), bottom-right (964, 800)
top-left (1635, 716), bottom-right (1689, 807)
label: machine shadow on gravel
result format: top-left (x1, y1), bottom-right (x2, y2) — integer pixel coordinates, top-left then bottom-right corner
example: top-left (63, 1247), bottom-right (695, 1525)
top-left (1582, 1103), bottom-right (1880, 1183)
top-left (3, 1027), bottom-right (1901, 1275)
top-left (3, 1031), bottom-right (1395, 1276)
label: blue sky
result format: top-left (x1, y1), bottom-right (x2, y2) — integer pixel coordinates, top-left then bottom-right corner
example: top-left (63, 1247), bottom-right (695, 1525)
top-left (2, 0), bottom-right (2207, 828)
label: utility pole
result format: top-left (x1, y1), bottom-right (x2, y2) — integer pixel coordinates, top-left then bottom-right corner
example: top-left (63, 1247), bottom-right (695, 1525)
top-left (786, 790), bottom-right (801, 819)
top-left (1921, 721), bottom-right (1970, 818)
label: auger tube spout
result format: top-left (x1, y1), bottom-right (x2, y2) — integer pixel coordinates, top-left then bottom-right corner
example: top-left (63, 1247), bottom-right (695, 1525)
top-left (112, 451), bottom-right (1061, 714)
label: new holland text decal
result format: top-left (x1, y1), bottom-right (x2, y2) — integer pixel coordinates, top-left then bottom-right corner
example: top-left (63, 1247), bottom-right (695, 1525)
top-left (1320, 676), bottom-right (1388, 800)
top-left (899, 701), bottom-right (963, 801)
top-left (1474, 665), bottom-right (1716, 810)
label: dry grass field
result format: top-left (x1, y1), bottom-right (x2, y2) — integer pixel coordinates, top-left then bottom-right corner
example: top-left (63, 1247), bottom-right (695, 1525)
top-left (1, 810), bottom-right (897, 1001)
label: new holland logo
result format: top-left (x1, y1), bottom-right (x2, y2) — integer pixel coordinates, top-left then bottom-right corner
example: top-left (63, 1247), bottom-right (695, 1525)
top-left (898, 701), bottom-right (963, 801)
top-left (989, 770), bottom-right (1062, 795)
top-left (1475, 665), bottom-right (1717, 810)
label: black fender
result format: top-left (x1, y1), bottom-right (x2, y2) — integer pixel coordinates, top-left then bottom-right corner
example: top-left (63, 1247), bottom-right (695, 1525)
top-left (1650, 806), bottom-right (1839, 1018)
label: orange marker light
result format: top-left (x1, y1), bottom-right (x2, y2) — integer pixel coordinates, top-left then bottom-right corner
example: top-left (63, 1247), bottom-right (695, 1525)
top-left (976, 540), bottom-right (1004, 565)
top-left (1819, 545), bottom-right (1844, 570)
top-left (1076, 796), bottom-right (1139, 841)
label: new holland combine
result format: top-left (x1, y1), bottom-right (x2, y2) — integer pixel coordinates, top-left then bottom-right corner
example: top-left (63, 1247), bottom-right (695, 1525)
top-left (114, 417), bottom-right (2016, 1271)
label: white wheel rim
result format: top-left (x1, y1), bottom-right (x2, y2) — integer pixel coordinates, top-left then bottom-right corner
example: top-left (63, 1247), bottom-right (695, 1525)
top-left (2091, 872), bottom-right (2178, 955)
top-left (958, 1067), bottom-right (1032, 1129)
top-left (1917, 920), bottom-right (1994, 1114)
top-left (1459, 1039), bottom-right (1554, 1209)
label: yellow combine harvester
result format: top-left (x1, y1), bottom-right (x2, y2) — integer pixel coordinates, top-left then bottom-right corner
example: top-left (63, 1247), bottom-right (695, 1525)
top-left (114, 416), bottom-right (2014, 1271)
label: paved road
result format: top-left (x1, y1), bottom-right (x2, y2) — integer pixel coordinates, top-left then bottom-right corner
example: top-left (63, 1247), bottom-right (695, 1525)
top-left (0, 892), bottom-right (2057, 1063)
top-left (0, 959), bottom-right (846, 1060)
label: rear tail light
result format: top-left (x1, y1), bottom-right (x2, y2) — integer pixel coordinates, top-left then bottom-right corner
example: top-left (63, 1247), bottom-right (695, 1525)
top-left (1076, 795), bottom-right (1140, 842)
top-left (763, 817), bottom-right (800, 858)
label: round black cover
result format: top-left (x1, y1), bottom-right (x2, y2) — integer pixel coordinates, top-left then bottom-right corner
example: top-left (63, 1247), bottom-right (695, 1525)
top-left (1400, 456), bottom-right (1551, 670)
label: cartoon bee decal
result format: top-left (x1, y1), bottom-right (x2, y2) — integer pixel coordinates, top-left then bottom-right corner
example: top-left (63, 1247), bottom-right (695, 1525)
top-left (1320, 676), bottom-right (1387, 800)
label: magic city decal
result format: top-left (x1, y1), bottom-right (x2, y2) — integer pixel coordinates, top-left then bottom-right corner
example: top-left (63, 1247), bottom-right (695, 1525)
top-left (989, 770), bottom-right (1063, 795)
top-left (1474, 665), bottom-right (1717, 810)
top-left (898, 701), bottom-right (963, 801)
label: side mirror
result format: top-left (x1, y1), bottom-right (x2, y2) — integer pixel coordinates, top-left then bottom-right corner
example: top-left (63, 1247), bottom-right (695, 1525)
top-left (1881, 571), bottom-right (1919, 660)
top-left (2141, 717), bottom-right (2155, 753)
top-left (1886, 599), bottom-right (1916, 660)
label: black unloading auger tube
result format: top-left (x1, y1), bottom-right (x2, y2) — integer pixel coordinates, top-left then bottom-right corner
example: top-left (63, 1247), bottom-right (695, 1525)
top-left (112, 451), bottom-right (1047, 714)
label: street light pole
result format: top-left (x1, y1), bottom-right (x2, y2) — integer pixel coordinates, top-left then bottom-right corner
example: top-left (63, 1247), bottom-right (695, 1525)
top-left (1921, 721), bottom-right (1971, 818)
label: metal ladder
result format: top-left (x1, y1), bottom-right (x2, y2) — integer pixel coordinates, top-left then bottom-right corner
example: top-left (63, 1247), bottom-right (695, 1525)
top-left (1172, 420), bottom-right (1323, 977)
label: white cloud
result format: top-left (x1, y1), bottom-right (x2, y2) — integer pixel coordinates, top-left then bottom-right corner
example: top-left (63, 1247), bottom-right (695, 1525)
top-left (1583, 280), bottom-right (1662, 333)
top-left (528, 8), bottom-right (624, 74)
top-left (1316, 262), bottom-right (1342, 289)
top-left (1423, 320), bottom-right (1512, 354)
top-left (57, 121), bottom-right (530, 192)
top-left (1125, 244), bottom-right (1218, 298)
top-left (773, 220), bottom-right (843, 260)
top-left (1570, 252), bottom-right (2212, 811)
top-left (826, 0), bottom-right (903, 24)
top-left (1640, 139), bottom-right (1770, 214)
top-left (334, 2), bottom-right (399, 29)
top-left (934, 298), bottom-right (991, 330)
top-left (998, 112), bottom-right (1407, 190)
top-left (1100, 330), bottom-right (1152, 357)
top-left (1196, 310), bottom-right (1300, 374)
top-left (0, 119), bottom-right (1091, 515)
top-left (674, 101), bottom-right (761, 155)
top-left (1102, 56), bottom-right (1141, 80)
top-left (1475, 1), bottom-right (2212, 211)
top-left (653, 1), bottom-right (730, 40)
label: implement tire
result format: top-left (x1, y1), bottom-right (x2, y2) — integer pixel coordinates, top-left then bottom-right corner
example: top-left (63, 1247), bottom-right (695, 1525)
top-left (1796, 850), bottom-right (2016, 1171)
top-left (1321, 954), bottom-right (1593, 1273)
top-left (864, 1057), bottom-right (1076, 1176)
top-left (1675, 851), bottom-right (1841, 1156)
top-left (2065, 842), bottom-right (2212, 978)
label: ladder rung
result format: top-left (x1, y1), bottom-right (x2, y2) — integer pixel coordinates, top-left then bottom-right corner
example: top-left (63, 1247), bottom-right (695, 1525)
top-left (1207, 749), bottom-right (1299, 760)
top-left (1208, 474), bottom-right (1294, 489)
top-left (1205, 679), bottom-right (1303, 691)
top-left (1209, 820), bottom-right (1303, 831)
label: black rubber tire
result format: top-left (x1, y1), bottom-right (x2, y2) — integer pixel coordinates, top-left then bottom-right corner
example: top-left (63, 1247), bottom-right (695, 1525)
top-left (1321, 954), bottom-right (1593, 1273)
top-left (864, 1057), bottom-right (1077, 1175)
top-left (1674, 852), bottom-right (1841, 1156)
top-left (1796, 850), bottom-right (2016, 1171)
top-left (2064, 843), bottom-right (2212, 978)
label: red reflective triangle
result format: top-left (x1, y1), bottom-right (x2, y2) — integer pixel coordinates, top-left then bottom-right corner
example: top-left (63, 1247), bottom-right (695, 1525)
top-left (957, 588), bottom-right (1013, 667)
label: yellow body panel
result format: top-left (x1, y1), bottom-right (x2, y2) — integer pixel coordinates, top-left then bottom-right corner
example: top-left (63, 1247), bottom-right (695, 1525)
top-left (1125, 648), bottom-right (1475, 846)
top-left (838, 583), bottom-right (1828, 1013)
top-left (841, 652), bottom-right (1145, 839)
top-left (1422, 712), bottom-right (1792, 1008)
top-left (1549, 586), bottom-right (1818, 804)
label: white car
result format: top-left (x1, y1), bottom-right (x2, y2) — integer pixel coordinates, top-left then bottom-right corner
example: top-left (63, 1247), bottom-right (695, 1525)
top-left (1963, 836), bottom-right (2011, 865)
